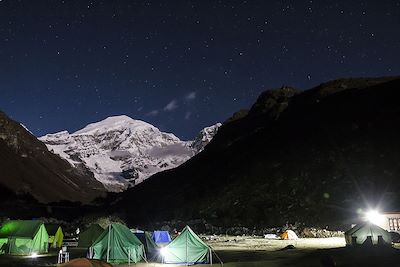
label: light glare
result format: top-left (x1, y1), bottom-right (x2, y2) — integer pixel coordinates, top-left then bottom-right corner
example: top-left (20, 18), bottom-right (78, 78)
top-left (160, 247), bottom-right (168, 256)
top-left (366, 210), bottom-right (384, 225)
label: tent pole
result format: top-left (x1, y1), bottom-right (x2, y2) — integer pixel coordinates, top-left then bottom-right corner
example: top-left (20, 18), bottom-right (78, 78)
top-left (210, 248), bottom-right (213, 265)
top-left (211, 248), bottom-right (224, 266)
top-left (143, 246), bottom-right (148, 263)
top-left (107, 225), bottom-right (111, 262)
top-left (186, 231), bottom-right (188, 266)
top-left (370, 225), bottom-right (374, 245)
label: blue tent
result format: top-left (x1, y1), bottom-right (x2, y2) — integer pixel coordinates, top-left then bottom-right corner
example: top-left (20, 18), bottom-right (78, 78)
top-left (152, 231), bottom-right (171, 244)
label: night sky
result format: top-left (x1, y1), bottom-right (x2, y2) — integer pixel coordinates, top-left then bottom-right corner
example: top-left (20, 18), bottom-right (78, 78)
top-left (1, 1), bottom-right (399, 140)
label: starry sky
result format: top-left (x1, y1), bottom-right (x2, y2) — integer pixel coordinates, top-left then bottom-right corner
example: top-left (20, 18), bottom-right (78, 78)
top-left (0, 0), bottom-right (399, 140)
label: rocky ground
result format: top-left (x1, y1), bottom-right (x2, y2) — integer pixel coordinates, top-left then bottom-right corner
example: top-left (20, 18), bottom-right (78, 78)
top-left (202, 235), bottom-right (345, 251)
top-left (147, 219), bottom-right (345, 238)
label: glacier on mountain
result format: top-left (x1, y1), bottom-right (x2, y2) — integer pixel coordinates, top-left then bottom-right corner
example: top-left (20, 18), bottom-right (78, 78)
top-left (39, 115), bottom-right (220, 191)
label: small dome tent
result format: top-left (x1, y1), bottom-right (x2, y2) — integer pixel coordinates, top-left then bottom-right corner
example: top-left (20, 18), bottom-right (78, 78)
top-left (280, 230), bottom-right (298, 240)
top-left (152, 230), bottom-right (172, 244)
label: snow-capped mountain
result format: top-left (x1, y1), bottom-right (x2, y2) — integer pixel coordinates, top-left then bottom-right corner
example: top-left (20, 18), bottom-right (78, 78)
top-left (190, 123), bottom-right (222, 152)
top-left (39, 115), bottom-right (220, 192)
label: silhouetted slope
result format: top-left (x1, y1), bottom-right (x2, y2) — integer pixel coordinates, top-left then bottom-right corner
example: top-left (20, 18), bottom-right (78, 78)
top-left (118, 76), bottom-right (400, 227)
top-left (0, 112), bottom-right (105, 203)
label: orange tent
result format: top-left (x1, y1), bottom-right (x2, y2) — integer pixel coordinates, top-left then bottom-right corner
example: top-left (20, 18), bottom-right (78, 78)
top-left (280, 230), bottom-right (298, 240)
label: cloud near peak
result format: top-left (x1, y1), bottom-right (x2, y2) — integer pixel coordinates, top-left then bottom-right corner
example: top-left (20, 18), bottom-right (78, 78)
top-left (163, 99), bottom-right (178, 111)
top-left (185, 111), bottom-right (191, 120)
top-left (185, 92), bottom-right (196, 101)
top-left (146, 110), bottom-right (159, 116)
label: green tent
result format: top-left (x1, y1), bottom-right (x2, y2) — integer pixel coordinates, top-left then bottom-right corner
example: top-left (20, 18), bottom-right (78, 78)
top-left (162, 226), bottom-right (211, 264)
top-left (345, 222), bottom-right (392, 246)
top-left (78, 224), bottom-right (104, 248)
top-left (45, 224), bottom-right (64, 248)
top-left (89, 223), bottom-right (146, 263)
top-left (0, 220), bottom-right (48, 255)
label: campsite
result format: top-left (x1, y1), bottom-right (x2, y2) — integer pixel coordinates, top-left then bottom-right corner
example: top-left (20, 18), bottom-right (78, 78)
top-left (1, 1), bottom-right (400, 266)
top-left (0, 218), bottom-right (398, 267)
top-left (0, 235), bottom-right (399, 266)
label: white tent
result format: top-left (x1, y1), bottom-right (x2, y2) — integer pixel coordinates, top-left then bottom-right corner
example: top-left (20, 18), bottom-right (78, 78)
top-left (345, 222), bottom-right (391, 246)
top-left (280, 230), bottom-right (298, 240)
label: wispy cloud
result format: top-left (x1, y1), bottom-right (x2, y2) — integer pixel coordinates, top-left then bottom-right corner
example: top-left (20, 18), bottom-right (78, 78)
top-left (185, 111), bottom-right (192, 120)
top-left (146, 110), bottom-right (159, 116)
top-left (163, 99), bottom-right (178, 111)
top-left (185, 92), bottom-right (196, 101)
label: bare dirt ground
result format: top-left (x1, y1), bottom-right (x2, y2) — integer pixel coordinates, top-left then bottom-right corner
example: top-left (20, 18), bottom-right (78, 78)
top-left (0, 237), bottom-right (399, 267)
top-left (120, 236), bottom-right (346, 267)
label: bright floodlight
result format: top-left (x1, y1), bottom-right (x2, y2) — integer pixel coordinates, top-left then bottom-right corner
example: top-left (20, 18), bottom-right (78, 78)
top-left (366, 210), bottom-right (384, 225)
top-left (160, 247), bottom-right (168, 256)
top-left (31, 252), bottom-right (38, 258)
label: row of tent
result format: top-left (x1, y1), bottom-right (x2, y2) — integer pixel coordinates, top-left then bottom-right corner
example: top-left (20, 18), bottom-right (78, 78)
top-left (0, 219), bottom-right (392, 259)
top-left (77, 224), bottom-right (171, 248)
top-left (0, 220), bottom-right (216, 264)
top-left (276, 223), bottom-right (392, 246)
top-left (86, 223), bottom-right (215, 264)
top-left (0, 220), bottom-right (64, 255)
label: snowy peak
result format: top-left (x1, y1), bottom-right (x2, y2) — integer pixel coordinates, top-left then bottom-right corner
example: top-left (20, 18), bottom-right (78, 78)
top-left (40, 115), bottom-right (221, 192)
top-left (74, 115), bottom-right (153, 135)
top-left (191, 123), bottom-right (222, 152)
top-left (42, 131), bottom-right (71, 144)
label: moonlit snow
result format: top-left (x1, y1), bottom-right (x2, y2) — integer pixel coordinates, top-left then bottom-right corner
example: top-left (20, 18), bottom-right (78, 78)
top-left (40, 115), bottom-right (220, 191)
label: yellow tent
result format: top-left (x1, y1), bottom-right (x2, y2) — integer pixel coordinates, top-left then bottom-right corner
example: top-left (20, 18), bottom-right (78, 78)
top-left (45, 224), bottom-right (64, 248)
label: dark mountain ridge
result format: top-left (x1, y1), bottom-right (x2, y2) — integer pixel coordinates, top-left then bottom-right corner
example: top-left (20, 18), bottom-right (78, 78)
top-left (118, 76), bottom-right (400, 228)
top-left (0, 111), bottom-right (105, 203)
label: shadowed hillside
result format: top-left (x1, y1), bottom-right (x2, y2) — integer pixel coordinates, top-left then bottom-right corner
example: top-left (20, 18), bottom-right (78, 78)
top-left (0, 112), bottom-right (105, 203)
top-left (118, 76), bottom-right (400, 227)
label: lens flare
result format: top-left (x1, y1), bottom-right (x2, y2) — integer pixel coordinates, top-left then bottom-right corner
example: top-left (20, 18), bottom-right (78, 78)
top-left (366, 210), bottom-right (384, 225)
top-left (160, 247), bottom-right (168, 256)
